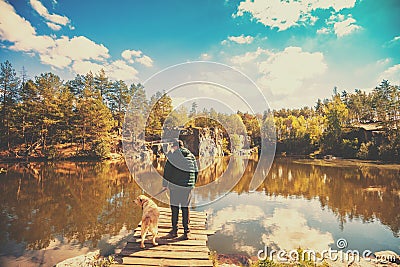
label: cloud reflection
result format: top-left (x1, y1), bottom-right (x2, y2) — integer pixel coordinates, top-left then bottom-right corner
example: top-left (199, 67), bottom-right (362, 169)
top-left (262, 208), bottom-right (334, 251)
top-left (208, 204), bottom-right (265, 231)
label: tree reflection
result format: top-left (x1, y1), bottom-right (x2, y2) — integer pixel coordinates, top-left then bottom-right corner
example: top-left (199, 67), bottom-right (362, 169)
top-left (0, 161), bottom-right (142, 251)
top-left (0, 157), bottom-right (399, 254)
top-left (257, 159), bottom-right (400, 237)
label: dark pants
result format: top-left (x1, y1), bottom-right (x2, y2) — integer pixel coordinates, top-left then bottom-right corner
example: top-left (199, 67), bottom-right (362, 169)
top-left (169, 187), bottom-right (192, 233)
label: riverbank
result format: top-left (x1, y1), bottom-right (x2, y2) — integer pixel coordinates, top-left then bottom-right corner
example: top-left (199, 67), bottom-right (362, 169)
top-left (0, 142), bottom-right (125, 163)
top-left (289, 157), bottom-right (400, 169)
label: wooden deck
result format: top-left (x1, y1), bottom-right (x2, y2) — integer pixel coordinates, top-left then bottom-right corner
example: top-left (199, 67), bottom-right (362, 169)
top-left (111, 207), bottom-right (214, 267)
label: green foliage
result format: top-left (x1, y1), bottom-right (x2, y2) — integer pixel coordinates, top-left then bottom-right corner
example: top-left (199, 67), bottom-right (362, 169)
top-left (0, 59), bottom-right (399, 162)
top-left (164, 105), bottom-right (189, 128)
top-left (146, 91), bottom-right (173, 136)
top-left (378, 130), bottom-right (400, 161)
top-left (341, 138), bottom-right (358, 158)
top-left (230, 134), bottom-right (243, 151)
top-left (0, 60), bottom-right (20, 149)
top-left (92, 140), bottom-right (111, 159)
top-left (108, 80), bottom-right (131, 128)
top-left (357, 142), bottom-right (370, 159)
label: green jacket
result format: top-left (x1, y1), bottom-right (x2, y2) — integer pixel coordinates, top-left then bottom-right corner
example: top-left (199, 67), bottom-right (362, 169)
top-left (163, 147), bottom-right (198, 188)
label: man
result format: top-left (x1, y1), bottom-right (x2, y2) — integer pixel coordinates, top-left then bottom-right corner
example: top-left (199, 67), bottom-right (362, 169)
top-left (162, 139), bottom-right (198, 239)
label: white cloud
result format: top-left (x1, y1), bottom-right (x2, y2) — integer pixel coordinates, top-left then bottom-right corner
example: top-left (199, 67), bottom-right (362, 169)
top-left (136, 55), bottom-right (153, 67)
top-left (384, 36), bottom-right (400, 47)
top-left (107, 60), bottom-right (139, 81)
top-left (0, 1), bottom-right (146, 82)
top-left (0, 1), bottom-right (108, 61)
top-left (121, 49), bottom-right (153, 67)
top-left (378, 64), bottom-right (400, 85)
top-left (200, 53), bottom-right (213, 60)
top-left (376, 58), bottom-right (391, 66)
top-left (392, 36), bottom-right (400, 42)
top-left (72, 60), bottom-right (139, 82)
top-left (262, 208), bottom-right (334, 251)
top-left (227, 34), bottom-right (254, 44)
top-left (257, 47), bottom-right (327, 94)
top-left (30, 0), bottom-right (70, 30)
top-left (225, 46), bottom-right (327, 108)
top-left (316, 27), bottom-right (330, 35)
top-left (0, 0), bottom-right (52, 52)
top-left (52, 36), bottom-right (109, 62)
top-left (333, 17), bottom-right (361, 37)
top-left (40, 52), bottom-right (72, 68)
top-left (121, 49), bottom-right (142, 63)
top-left (230, 47), bottom-right (271, 65)
top-left (46, 22), bottom-right (61, 31)
top-left (234, 0), bottom-right (357, 31)
top-left (230, 46), bottom-right (326, 95)
top-left (72, 60), bottom-right (102, 74)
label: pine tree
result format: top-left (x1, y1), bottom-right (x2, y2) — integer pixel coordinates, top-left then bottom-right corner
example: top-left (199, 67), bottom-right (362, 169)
top-left (124, 83), bottom-right (148, 141)
top-left (74, 82), bottom-right (112, 152)
top-left (94, 69), bottom-right (111, 102)
top-left (18, 80), bottom-right (40, 149)
top-left (35, 73), bottom-right (65, 148)
top-left (109, 80), bottom-right (131, 129)
top-left (0, 60), bottom-right (20, 149)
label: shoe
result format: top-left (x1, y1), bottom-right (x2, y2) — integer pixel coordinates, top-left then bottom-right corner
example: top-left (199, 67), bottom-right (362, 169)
top-left (182, 231), bottom-right (190, 240)
top-left (163, 230), bottom-right (178, 239)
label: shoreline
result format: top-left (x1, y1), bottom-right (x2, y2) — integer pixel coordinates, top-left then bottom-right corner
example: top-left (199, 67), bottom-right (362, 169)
top-left (1, 154), bottom-right (399, 166)
top-left (0, 152), bottom-right (125, 164)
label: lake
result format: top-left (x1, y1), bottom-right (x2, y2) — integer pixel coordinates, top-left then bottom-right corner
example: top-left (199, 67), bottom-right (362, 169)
top-left (0, 157), bottom-right (399, 266)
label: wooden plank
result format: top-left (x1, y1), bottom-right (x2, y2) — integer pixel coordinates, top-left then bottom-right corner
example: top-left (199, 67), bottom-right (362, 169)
top-left (141, 212), bottom-right (205, 219)
top-left (133, 232), bottom-right (208, 241)
top-left (141, 219), bottom-right (206, 225)
top-left (126, 238), bottom-right (206, 246)
top-left (121, 245), bottom-right (209, 253)
top-left (121, 250), bottom-right (209, 259)
top-left (138, 223), bottom-right (206, 231)
top-left (158, 213), bottom-right (206, 219)
top-left (122, 257), bottom-right (213, 266)
top-left (138, 220), bottom-right (206, 227)
top-left (110, 264), bottom-right (159, 267)
top-left (139, 216), bottom-right (206, 223)
top-left (115, 207), bottom-right (213, 266)
top-left (133, 227), bottom-right (214, 235)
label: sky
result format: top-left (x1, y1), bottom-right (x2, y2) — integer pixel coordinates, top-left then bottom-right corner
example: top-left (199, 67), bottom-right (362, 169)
top-left (0, 0), bottom-right (399, 109)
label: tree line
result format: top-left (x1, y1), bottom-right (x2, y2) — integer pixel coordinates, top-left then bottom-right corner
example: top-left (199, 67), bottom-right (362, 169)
top-left (0, 60), bottom-right (399, 161)
top-left (0, 60), bottom-right (152, 158)
top-left (272, 82), bottom-right (399, 160)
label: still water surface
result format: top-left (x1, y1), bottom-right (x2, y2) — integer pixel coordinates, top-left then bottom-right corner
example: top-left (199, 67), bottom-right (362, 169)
top-left (0, 157), bottom-right (399, 266)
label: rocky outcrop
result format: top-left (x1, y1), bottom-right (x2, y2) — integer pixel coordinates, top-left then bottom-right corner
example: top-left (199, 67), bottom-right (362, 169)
top-left (55, 250), bottom-right (100, 267)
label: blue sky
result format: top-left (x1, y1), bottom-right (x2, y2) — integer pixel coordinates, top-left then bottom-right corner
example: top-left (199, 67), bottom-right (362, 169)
top-left (0, 0), bottom-right (399, 109)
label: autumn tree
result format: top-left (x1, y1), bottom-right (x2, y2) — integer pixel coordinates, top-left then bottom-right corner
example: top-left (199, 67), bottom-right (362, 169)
top-left (146, 91), bottom-right (172, 137)
top-left (322, 94), bottom-right (349, 153)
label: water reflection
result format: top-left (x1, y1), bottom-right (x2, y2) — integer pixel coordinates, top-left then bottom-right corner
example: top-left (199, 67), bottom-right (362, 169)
top-left (0, 161), bottom-right (143, 266)
top-left (258, 159), bottom-right (400, 236)
top-left (202, 158), bottom-right (400, 256)
top-left (0, 157), bottom-right (399, 266)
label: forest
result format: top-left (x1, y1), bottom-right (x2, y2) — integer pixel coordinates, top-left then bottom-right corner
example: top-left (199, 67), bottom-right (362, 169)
top-left (0, 60), bottom-right (399, 161)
